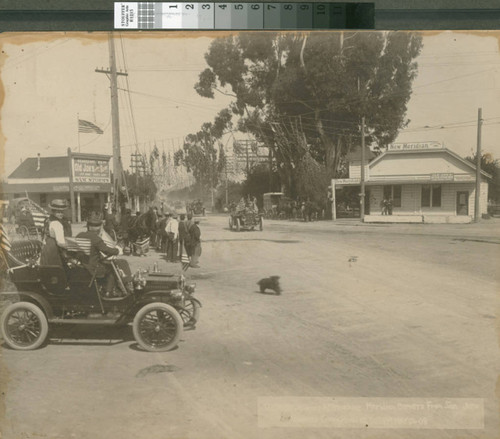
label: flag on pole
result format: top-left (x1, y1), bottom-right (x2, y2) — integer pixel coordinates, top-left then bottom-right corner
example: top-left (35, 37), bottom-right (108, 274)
top-left (0, 224), bottom-right (12, 253)
top-left (78, 119), bottom-right (103, 134)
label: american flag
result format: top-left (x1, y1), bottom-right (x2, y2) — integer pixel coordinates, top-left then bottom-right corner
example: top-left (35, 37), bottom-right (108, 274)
top-left (0, 224), bottom-right (12, 253)
top-left (65, 237), bottom-right (91, 255)
top-left (180, 244), bottom-right (190, 271)
top-left (134, 237), bottom-right (150, 255)
top-left (100, 229), bottom-right (118, 249)
top-left (78, 119), bottom-right (103, 134)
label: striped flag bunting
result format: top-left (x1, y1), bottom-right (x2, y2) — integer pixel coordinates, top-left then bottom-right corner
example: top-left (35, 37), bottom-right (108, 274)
top-left (78, 119), bottom-right (103, 134)
top-left (100, 229), bottom-right (118, 249)
top-left (134, 237), bottom-right (150, 255)
top-left (65, 237), bottom-right (92, 255)
top-left (32, 211), bottom-right (49, 228)
top-left (180, 244), bottom-right (190, 272)
top-left (0, 224), bottom-right (12, 252)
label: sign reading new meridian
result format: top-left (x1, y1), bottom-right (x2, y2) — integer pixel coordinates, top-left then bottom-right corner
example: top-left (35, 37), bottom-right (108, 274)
top-left (388, 142), bottom-right (443, 151)
top-left (72, 157), bottom-right (111, 184)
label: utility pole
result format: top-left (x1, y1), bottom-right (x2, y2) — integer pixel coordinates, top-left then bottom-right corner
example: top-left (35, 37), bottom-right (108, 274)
top-left (360, 116), bottom-right (366, 222)
top-left (96, 33), bottom-right (128, 212)
top-left (475, 108), bottom-right (483, 222)
top-left (269, 147), bottom-right (273, 191)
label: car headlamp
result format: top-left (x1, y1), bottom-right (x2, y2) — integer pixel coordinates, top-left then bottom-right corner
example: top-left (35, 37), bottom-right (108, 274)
top-left (185, 283), bottom-right (196, 294)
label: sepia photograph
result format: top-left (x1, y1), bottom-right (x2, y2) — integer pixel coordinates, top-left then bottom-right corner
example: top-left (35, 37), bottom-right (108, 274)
top-left (0, 30), bottom-right (499, 439)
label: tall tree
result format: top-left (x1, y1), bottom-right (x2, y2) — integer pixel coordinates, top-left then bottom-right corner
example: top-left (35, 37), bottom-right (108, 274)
top-left (195, 32), bottom-right (423, 195)
top-left (466, 152), bottom-right (500, 202)
top-left (174, 109), bottom-right (231, 192)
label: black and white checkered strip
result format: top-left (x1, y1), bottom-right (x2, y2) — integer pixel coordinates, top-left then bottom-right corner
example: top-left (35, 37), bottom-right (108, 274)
top-left (138, 2), bottom-right (155, 29)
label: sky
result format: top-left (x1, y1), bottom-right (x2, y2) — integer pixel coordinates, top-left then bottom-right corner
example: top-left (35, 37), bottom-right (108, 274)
top-left (1, 30), bottom-right (500, 178)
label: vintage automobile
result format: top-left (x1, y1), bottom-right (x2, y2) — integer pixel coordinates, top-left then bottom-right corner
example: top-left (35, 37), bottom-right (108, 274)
top-left (187, 200), bottom-right (206, 217)
top-left (0, 241), bottom-right (201, 352)
top-left (229, 207), bottom-right (263, 232)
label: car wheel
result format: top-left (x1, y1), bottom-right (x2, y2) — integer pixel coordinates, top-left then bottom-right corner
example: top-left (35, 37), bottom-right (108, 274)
top-left (1, 302), bottom-right (49, 350)
top-left (132, 302), bottom-right (183, 352)
top-left (229, 217), bottom-right (233, 230)
top-left (259, 218), bottom-right (263, 231)
top-left (235, 217), bottom-right (240, 232)
top-left (179, 299), bottom-right (200, 327)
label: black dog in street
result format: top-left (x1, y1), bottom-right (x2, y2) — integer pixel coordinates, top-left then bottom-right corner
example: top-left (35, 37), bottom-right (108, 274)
top-left (257, 276), bottom-right (281, 295)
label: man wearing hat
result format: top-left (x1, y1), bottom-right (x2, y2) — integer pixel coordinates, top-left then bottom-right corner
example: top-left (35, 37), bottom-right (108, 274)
top-left (189, 219), bottom-right (202, 268)
top-left (165, 213), bottom-right (179, 262)
top-left (40, 199), bottom-right (70, 266)
top-left (76, 212), bottom-right (121, 297)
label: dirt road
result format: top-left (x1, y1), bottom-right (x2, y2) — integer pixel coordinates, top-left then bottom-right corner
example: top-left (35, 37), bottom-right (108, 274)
top-left (1, 216), bottom-right (499, 439)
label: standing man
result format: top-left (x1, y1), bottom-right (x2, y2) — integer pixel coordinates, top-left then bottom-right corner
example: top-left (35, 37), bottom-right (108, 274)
top-left (178, 213), bottom-right (189, 260)
top-left (165, 213), bottom-right (178, 261)
top-left (189, 219), bottom-right (202, 268)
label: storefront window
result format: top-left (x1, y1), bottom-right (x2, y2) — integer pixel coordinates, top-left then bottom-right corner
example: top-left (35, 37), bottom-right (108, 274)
top-left (421, 185), bottom-right (431, 207)
top-left (421, 184), bottom-right (441, 208)
top-left (383, 185), bottom-right (402, 207)
top-left (432, 184), bottom-right (441, 207)
top-left (393, 185), bottom-right (402, 207)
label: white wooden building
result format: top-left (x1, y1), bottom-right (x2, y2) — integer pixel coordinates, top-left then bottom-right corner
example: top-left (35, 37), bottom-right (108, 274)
top-left (333, 142), bottom-right (491, 223)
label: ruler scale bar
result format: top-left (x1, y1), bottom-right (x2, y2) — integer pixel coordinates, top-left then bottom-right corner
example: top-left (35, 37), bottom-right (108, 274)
top-left (115, 2), bottom-right (374, 29)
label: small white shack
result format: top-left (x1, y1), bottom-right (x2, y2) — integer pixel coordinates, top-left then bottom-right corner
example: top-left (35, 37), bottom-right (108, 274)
top-left (333, 142), bottom-right (491, 223)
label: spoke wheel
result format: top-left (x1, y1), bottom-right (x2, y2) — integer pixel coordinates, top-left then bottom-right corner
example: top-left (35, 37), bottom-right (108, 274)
top-left (179, 299), bottom-right (200, 327)
top-left (133, 303), bottom-right (183, 352)
top-left (259, 218), bottom-right (263, 231)
top-left (1, 302), bottom-right (48, 350)
top-left (235, 217), bottom-right (240, 232)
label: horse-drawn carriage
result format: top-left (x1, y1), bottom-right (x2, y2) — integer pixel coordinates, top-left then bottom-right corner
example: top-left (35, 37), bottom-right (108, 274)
top-left (11, 198), bottom-right (49, 240)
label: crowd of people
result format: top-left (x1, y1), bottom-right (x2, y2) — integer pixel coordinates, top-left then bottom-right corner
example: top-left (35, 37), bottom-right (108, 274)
top-left (102, 205), bottom-right (203, 268)
top-left (2, 199), bottom-right (204, 298)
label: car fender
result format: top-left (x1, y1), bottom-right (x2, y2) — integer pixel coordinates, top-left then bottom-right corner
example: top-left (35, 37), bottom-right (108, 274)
top-left (118, 290), bottom-right (179, 323)
top-left (0, 291), bottom-right (54, 319)
top-left (188, 297), bottom-right (202, 308)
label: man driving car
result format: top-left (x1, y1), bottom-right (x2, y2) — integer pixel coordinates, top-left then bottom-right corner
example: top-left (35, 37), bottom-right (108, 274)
top-left (76, 212), bottom-right (122, 298)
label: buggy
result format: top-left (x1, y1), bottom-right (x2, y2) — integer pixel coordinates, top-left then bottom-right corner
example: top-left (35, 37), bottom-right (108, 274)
top-left (12, 197), bottom-right (49, 239)
top-left (0, 238), bottom-right (200, 352)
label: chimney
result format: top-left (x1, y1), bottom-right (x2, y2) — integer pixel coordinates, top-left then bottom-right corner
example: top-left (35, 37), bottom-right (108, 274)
top-left (37, 153), bottom-right (41, 171)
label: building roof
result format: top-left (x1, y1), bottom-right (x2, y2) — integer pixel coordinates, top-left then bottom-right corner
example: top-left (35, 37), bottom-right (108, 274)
top-left (8, 156), bottom-right (69, 179)
top-left (369, 148), bottom-right (492, 179)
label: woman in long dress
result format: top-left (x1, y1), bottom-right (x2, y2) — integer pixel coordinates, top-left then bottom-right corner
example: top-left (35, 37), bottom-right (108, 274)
top-left (40, 199), bottom-right (69, 266)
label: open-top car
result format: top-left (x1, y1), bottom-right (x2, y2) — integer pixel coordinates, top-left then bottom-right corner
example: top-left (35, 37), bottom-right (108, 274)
top-left (187, 200), bottom-right (206, 217)
top-left (229, 207), bottom-right (263, 232)
top-left (0, 240), bottom-right (201, 352)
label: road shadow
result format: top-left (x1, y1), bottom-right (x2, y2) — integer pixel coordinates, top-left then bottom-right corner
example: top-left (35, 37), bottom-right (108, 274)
top-left (452, 238), bottom-right (500, 245)
top-left (205, 238), bottom-right (301, 244)
top-left (44, 325), bottom-right (133, 347)
top-left (254, 290), bottom-right (282, 296)
top-left (128, 342), bottom-right (180, 353)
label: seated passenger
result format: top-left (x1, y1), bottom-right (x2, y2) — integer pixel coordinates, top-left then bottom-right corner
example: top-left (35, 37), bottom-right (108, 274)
top-left (40, 199), bottom-right (70, 266)
top-left (76, 212), bottom-right (121, 298)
